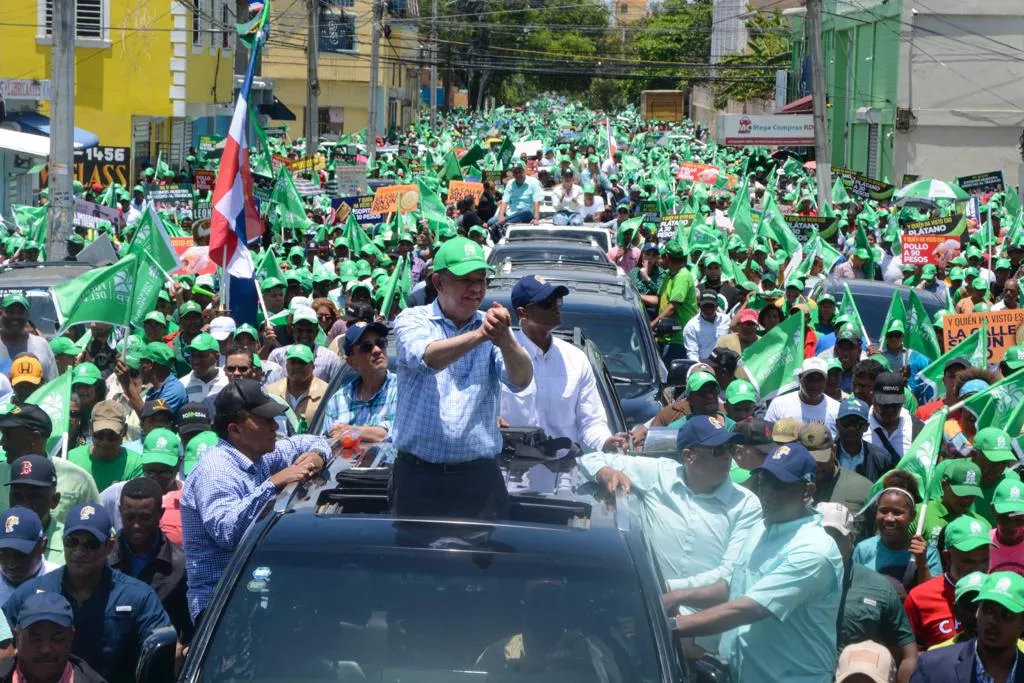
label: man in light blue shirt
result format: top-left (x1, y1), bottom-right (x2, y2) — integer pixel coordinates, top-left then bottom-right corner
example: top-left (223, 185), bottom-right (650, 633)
top-left (674, 443), bottom-right (844, 683)
top-left (391, 237), bottom-right (532, 519)
top-left (489, 163), bottom-right (541, 228)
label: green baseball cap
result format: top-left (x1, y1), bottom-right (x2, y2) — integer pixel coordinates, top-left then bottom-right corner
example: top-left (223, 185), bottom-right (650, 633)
top-left (974, 571), bottom-right (1024, 614)
top-left (993, 476), bottom-right (1024, 515)
top-left (949, 267), bottom-right (965, 282)
top-left (144, 342), bottom-right (175, 368)
top-left (921, 264), bottom-right (937, 279)
top-left (975, 427), bottom-right (1017, 463)
top-left (183, 430), bottom-right (218, 476)
top-left (179, 301), bottom-right (203, 318)
top-left (432, 237), bottom-right (492, 276)
top-left (996, 258), bottom-right (1012, 271)
top-left (853, 248), bottom-right (871, 260)
top-left (285, 344), bottom-right (314, 364)
top-left (817, 293), bottom-right (836, 305)
top-left (663, 242), bottom-right (686, 260)
top-left (142, 428), bottom-right (181, 468)
top-left (955, 571), bottom-right (988, 602)
top-left (945, 515), bottom-right (994, 552)
top-left (186, 332), bottom-right (220, 354)
top-left (942, 459), bottom-right (983, 498)
top-left (261, 276), bottom-right (285, 291)
top-left (836, 324), bottom-right (862, 343)
top-left (686, 371), bottom-right (719, 394)
top-left (1, 294), bottom-right (29, 310)
top-left (972, 277), bottom-right (989, 291)
top-left (144, 311), bottom-right (167, 326)
top-left (49, 336), bottom-right (80, 357)
top-left (233, 323), bottom-right (259, 340)
top-left (1003, 346), bottom-right (1024, 370)
top-left (725, 380), bottom-right (756, 405)
top-left (70, 362), bottom-right (102, 386)
top-left (886, 320), bottom-right (905, 336)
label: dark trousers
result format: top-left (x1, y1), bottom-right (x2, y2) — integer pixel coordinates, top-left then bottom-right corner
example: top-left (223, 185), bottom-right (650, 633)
top-left (389, 453), bottom-right (510, 520)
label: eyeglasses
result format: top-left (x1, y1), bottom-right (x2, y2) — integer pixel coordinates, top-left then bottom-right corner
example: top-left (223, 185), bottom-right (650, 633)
top-left (354, 338), bottom-right (387, 354)
top-left (64, 536), bottom-right (103, 551)
top-left (225, 365), bottom-right (252, 374)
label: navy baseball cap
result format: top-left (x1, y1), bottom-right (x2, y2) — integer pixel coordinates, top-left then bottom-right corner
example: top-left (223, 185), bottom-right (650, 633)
top-left (837, 398), bottom-right (870, 423)
top-left (753, 443), bottom-right (816, 484)
top-left (7, 455), bottom-right (56, 488)
top-left (676, 415), bottom-right (748, 451)
top-left (510, 275), bottom-right (569, 310)
top-left (342, 321), bottom-right (389, 355)
top-left (63, 503), bottom-right (113, 542)
top-left (0, 507), bottom-right (45, 554)
top-left (17, 593), bottom-right (74, 629)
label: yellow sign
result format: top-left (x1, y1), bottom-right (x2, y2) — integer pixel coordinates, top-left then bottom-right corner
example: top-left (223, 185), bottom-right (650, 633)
top-left (447, 180), bottom-right (484, 206)
top-left (370, 184), bottom-right (419, 215)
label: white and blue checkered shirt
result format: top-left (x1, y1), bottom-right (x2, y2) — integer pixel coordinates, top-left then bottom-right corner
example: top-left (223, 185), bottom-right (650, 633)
top-left (180, 433), bottom-right (329, 619)
top-left (392, 300), bottom-right (527, 463)
top-left (320, 371), bottom-right (399, 436)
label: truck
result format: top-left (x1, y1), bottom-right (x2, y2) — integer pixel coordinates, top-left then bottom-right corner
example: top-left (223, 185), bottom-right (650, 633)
top-left (640, 90), bottom-right (686, 122)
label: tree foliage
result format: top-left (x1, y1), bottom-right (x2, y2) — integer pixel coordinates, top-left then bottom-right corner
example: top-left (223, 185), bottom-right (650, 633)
top-left (633, 0), bottom-right (713, 88)
top-left (711, 9), bottom-right (791, 108)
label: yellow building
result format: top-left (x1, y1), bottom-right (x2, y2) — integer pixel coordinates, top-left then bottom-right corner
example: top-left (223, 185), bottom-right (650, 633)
top-left (262, 0), bottom-right (421, 138)
top-left (614, 0), bottom-right (648, 24)
top-left (0, 0), bottom-right (236, 179)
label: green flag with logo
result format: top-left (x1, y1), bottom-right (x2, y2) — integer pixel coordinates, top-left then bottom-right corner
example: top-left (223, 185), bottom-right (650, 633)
top-left (25, 371), bottom-right (73, 457)
top-left (868, 407), bottom-right (947, 500)
top-left (740, 312), bottom-right (804, 401)
top-left (962, 368), bottom-right (1024, 428)
top-left (907, 290), bottom-right (942, 362)
top-left (918, 323), bottom-right (987, 399)
top-left (128, 253), bottom-right (166, 329)
top-left (126, 208), bottom-right (181, 274)
top-left (53, 255), bottom-right (140, 329)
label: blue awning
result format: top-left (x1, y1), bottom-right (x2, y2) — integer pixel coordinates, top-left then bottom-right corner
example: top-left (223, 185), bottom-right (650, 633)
top-left (3, 111), bottom-right (100, 149)
top-left (260, 97), bottom-right (296, 122)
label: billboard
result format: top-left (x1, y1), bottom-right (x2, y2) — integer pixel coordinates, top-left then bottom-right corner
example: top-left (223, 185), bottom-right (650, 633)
top-left (716, 115), bottom-right (815, 146)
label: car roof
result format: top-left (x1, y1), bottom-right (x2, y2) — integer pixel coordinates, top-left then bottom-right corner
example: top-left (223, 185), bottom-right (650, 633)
top-left (0, 263), bottom-right (93, 288)
top-left (489, 265), bottom-right (629, 292)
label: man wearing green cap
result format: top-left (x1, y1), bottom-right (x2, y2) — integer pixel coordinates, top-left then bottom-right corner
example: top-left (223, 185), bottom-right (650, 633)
top-left (117, 343), bottom-right (187, 418)
top-left (179, 333), bottom-right (229, 408)
top-left (917, 264), bottom-right (949, 301)
top-left (391, 236), bottom-right (532, 519)
top-left (955, 276), bottom-right (990, 314)
top-left (921, 459), bottom-right (985, 544)
top-left (988, 475), bottom-right (1024, 575)
top-left (0, 295), bottom-right (58, 383)
top-left (835, 248), bottom-right (876, 280)
top-left (912, 571), bottom-right (1024, 680)
top-left (652, 242), bottom-right (697, 359)
top-left (970, 427), bottom-right (1019, 525)
top-left (927, 571), bottom-right (988, 651)
top-left (267, 344), bottom-right (327, 430)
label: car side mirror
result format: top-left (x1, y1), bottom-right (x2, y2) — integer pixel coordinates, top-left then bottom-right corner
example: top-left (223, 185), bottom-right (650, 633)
top-left (135, 626), bottom-right (177, 683)
top-left (665, 358), bottom-right (694, 386)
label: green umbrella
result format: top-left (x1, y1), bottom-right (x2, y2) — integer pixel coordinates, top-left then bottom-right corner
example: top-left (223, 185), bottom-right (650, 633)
top-left (893, 179), bottom-right (970, 207)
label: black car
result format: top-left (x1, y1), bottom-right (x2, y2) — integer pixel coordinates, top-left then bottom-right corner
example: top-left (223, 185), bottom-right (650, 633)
top-left (485, 265), bottom-right (670, 427)
top-left (0, 262), bottom-right (93, 337)
top-left (812, 278), bottom-right (945, 342)
top-left (151, 455), bottom-right (689, 683)
top-left (488, 237), bottom-right (612, 269)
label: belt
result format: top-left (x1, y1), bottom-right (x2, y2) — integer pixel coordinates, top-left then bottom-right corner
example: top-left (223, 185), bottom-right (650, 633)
top-left (397, 452), bottom-right (496, 474)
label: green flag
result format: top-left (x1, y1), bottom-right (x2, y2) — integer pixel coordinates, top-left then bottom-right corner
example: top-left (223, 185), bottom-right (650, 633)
top-left (268, 165), bottom-right (313, 236)
top-left (962, 368), bottom-right (1024, 428)
top-left (127, 253), bottom-right (166, 329)
top-left (379, 255), bottom-right (411, 319)
top-left (25, 370), bottom-right (74, 457)
top-left (256, 250), bottom-right (285, 283)
top-left (918, 324), bottom-right (988, 399)
top-left (868, 408), bottom-right (947, 500)
top-left (906, 290), bottom-right (942, 362)
top-left (880, 289), bottom-right (906, 339)
top-left (831, 176), bottom-right (851, 205)
top-left (53, 255), bottom-right (141, 328)
top-left (11, 205), bottom-right (47, 245)
top-left (729, 180), bottom-right (755, 243)
top-left (496, 137), bottom-right (514, 169)
top-left (740, 312), bottom-right (805, 401)
top-left (442, 151), bottom-right (463, 182)
top-left (839, 282), bottom-right (871, 345)
top-left (126, 208), bottom-right (181, 274)
top-left (459, 143), bottom-right (485, 169)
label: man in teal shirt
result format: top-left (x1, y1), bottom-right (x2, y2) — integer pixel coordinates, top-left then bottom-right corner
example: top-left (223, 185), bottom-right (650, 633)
top-left (489, 163), bottom-right (541, 229)
top-left (674, 443), bottom-right (844, 683)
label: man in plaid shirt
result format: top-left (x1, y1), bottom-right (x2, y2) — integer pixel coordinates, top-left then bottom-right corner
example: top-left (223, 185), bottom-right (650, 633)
top-left (321, 322), bottom-right (397, 443)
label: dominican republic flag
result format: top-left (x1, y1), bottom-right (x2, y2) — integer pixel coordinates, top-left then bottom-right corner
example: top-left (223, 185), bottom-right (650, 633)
top-left (209, 39), bottom-right (264, 279)
top-left (606, 121), bottom-right (618, 160)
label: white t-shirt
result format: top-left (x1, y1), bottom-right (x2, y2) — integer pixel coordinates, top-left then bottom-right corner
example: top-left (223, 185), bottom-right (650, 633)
top-left (763, 390), bottom-right (839, 433)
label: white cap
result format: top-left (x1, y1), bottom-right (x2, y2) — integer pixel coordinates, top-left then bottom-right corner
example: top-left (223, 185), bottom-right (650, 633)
top-left (196, 274), bottom-right (216, 290)
top-left (836, 641), bottom-right (894, 683)
top-left (209, 316), bottom-right (237, 341)
top-left (815, 502), bottom-right (853, 537)
top-left (798, 356), bottom-right (829, 378)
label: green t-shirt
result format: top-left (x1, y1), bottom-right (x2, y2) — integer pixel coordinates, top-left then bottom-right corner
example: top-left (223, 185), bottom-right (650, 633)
top-left (839, 563), bottom-right (916, 652)
top-left (67, 445), bottom-right (144, 493)
top-left (657, 268), bottom-right (697, 343)
top-left (0, 452), bottom-right (101, 525)
top-left (921, 498), bottom-right (985, 544)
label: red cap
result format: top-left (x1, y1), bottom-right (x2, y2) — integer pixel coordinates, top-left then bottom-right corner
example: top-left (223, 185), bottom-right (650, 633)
top-left (738, 308), bottom-right (759, 324)
top-left (91, 183), bottom-right (104, 193)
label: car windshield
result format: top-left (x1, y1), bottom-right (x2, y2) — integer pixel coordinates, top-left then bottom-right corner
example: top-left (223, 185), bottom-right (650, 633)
top-left (0, 288), bottom-right (59, 337)
top-left (490, 248), bottom-right (608, 265)
top-left (510, 229), bottom-right (609, 253)
top-left (560, 310), bottom-right (651, 383)
top-left (197, 543), bottom-right (662, 683)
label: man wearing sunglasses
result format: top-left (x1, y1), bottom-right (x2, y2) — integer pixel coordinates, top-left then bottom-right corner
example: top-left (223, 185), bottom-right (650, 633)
top-left (322, 322), bottom-right (397, 444)
top-left (2, 502), bottom-right (172, 683)
top-left (500, 275), bottom-right (626, 453)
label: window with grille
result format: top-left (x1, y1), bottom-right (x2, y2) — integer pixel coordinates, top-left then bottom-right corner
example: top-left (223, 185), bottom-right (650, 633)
top-left (319, 0), bottom-right (355, 52)
top-left (221, 2), bottom-right (233, 49)
top-left (41, 0), bottom-right (105, 40)
top-left (193, 0), bottom-right (203, 46)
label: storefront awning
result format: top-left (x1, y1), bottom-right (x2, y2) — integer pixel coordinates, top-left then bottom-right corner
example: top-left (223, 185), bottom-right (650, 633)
top-left (0, 128), bottom-right (55, 156)
top-left (260, 97), bottom-right (296, 121)
top-left (3, 111), bottom-right (100, 149)
top-left (775, 95), bottom-right (813, 114)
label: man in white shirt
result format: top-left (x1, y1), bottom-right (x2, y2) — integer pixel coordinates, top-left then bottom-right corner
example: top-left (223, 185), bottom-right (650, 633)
top-left (550, 169), bottom-right (585, 226)
top-left (0, 507), bottom-right (59, 605)
top-left (763, 357), bottom-right (840, 432)
top-left (601, 152), bottom-right (621, 178)
top-left (683, 291), bottom-right (731, 361)
top-left (580, 186), bottom-right (605, 222)
top-left (864, 371), bottom-right (919, 458)
top-left (178, 332), bottom-right (230, 410)
top-left (500, 275), bottom-right (626, 453)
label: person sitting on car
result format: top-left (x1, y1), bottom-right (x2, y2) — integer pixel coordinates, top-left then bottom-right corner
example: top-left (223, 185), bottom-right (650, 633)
top-left (321, 322), bottom-right (397, 444)
top-left (499, 275), bottom-right (626, 453)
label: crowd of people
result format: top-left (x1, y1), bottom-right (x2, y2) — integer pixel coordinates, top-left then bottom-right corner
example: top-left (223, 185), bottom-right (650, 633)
top-left (0, 98), bottom-right (1019, 682)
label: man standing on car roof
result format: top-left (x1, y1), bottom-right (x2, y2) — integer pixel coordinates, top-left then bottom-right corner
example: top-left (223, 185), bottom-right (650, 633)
top-left (499, 275), bottom-right (626, 453)
top-left (391, 237), bottom-right (532, 520)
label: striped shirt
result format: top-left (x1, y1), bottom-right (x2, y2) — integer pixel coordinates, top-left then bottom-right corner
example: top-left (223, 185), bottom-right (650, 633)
top-left (320, 371), bottom-right (398, 436)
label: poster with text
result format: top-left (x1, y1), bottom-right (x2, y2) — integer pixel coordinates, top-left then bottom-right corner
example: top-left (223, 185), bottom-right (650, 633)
top-left (901, 213), bottom-right (965, 266)
top-left (944, 309), bottom-right (1024, 364)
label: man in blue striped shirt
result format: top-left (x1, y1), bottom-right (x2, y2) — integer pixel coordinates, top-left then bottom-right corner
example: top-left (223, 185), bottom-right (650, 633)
top-left (391, 236), bottom-right (533, 519)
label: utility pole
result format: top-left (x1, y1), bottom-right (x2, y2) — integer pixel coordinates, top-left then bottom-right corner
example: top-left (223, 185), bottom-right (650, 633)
top-left (366, 0), bottom-right (382, 165)
top-left (47, 0), bottom-right (74, 261)
top-left (305, 0), bottom-right (320, 155)
top-left (807, 0), bottom-right (832, 212)
top-left (429, 0), bottom-right (438, 130)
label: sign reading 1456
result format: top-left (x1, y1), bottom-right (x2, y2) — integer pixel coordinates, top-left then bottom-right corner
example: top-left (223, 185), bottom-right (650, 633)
top-left (78, 147), bottom-right (127, 163)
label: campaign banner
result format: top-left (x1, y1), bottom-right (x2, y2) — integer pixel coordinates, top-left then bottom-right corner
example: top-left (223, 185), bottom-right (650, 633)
top-left (956, 171), bottom-right (1005, 196)
top-left (674, 162), bottom-right (738, 189)
top-left (966, 196), bottom-right (981, 225)
top-left (170, 237), bottom-right (216, 275)
top-left (901, 174), bottom-right (920, 188)
top-left (944, 309), bottom-right (1024, 364)
top-left (832, 166), bottom-right (895, 201)
top-left (288, 155), bottom-right (327, 173)
top-left (370, 184), bottom-right (419, 215)
top-left (193, 170), bottom-right (216, 193)
top-left (73, 199), bottom-right (121, 230)
top-left (640, 200), bottom-right (660, 227)
top-left (335, 163), bottom-right (369, 196)
top-left (198, 135), bottom-right (222, 155)
top-left (657, 213), bottom-right (697, 243)
top-left (901, 213), bottom-right (965, 266)
top-left (784, 214), bottom-right (839, 244)
top-left (447, 180), bottom-right (484, 206)
top-left (332, 195), bottom-right (382, 226)
top-left (193, 202), bottom-right (212, 221)
top-left (271, 155), bottom-right (291, 172)
top-left (716, 114), bottom-right (815, 146)
top-left (252, 173), bottom-right (275, 206)
top-left (149, 184), bottom-right (195, 219)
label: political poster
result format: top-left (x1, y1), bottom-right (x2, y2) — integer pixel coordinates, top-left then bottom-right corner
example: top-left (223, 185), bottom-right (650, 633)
top-left (674, 162), bottom-right (738, 190)
top-left (901, 174), bottom-right (920, 188)
top-left (193, 202), bottom-right (212, 221)
top-left (170, 237), bottom-right (216, 275)
top-left (447, 180), bottom-right (485, 206)
top-left (370, 184), bottom-right (419, 214)
top-left (335, 163), bottom-right (369, 196)
top-left (193, 170), bottom-right (216, 193)
top-left (149, 184), bottom-right (195, 219)
top-left (956, 171), bottom-right (1005, 197)
top-left (198, 135), bottom-right (223, 155)
top-left (288, 155), bottom-right (327, 173)
top-left (784, 215), bottom-right (839, 244)
top-left (657, 213), bottom-right (697, 243)
top-left (831, 166), bottom-right (895, 201)
top-left (332, 195), bottom-right (382, 226)
top-left (639, 200), bottom-right (660, 227)
top-left (944, 309), bottom-right (1024, 364)
top-left (901, 213), bottom-right (965, 266)
top-left (72, 199), bottom-right (121, 230)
